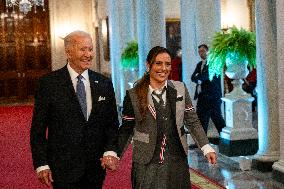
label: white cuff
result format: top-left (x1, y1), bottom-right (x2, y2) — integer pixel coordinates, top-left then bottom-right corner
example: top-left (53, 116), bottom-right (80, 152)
top-left (36, 165), bottom-right (50, 173)
top-left (201, 144), bottom-right (215, 156)
top-left (103, 151), bottom-right (120, 160)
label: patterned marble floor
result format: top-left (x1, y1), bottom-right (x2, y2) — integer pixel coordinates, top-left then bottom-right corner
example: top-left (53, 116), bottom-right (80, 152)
top-left (188, 147), bottom-right (284, 189)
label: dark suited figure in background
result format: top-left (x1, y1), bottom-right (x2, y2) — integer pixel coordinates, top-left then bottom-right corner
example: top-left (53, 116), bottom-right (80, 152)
top-left (191, 44), bottom-right (226, 135)
top-left (118, 46), bottom-right (216, 189)
top-left (30, 31), bottom-right (119, 189)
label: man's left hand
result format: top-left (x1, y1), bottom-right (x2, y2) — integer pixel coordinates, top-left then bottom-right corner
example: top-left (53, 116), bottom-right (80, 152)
top-left (100, 155), bottom-right (119, 171)
top-left (205, 152), bottom-right (217, 165)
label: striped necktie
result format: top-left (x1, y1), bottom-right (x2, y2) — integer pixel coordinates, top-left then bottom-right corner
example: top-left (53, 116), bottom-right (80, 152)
top-left (152, 87), bottom-right (167, 164)
top-left (76, 75), bottom-right (87, 120)
top-left (152, 87), bottom-right (166, 106)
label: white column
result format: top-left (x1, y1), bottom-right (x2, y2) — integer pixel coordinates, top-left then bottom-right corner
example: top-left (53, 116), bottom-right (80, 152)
top-left (180, 0), bottom-right (221, 102)
top-left (136, 0), bottom-right (166, 77)
top-left (180, 0), bottom-right (221, 140)
top-left (254, 0), bottom-right (279, 162)
top-left (272, 0), bottom-right (284, 178)
top-left (108, 0), bottom-right (135, 104)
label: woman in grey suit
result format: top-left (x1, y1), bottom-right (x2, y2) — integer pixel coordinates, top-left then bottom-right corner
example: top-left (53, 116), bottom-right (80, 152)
top-left (118, 46), bottom-right (217, 189)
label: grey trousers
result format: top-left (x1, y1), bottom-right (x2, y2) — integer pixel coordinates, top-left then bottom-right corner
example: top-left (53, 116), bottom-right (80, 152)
top-left (131, 157), bottom-right (191, 189)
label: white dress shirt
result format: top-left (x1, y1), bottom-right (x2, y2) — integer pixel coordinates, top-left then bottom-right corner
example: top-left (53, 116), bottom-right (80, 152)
top-left (149, 81), bottom-right (167, 104)
top-left (67, 63), bottom-right (92, 120)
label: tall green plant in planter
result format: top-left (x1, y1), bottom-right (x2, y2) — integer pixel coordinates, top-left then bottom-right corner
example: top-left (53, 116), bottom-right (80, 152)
top-left (121, 40), bottom-right (139, 70)
top-left (207, 26), bottom-right (256, 81)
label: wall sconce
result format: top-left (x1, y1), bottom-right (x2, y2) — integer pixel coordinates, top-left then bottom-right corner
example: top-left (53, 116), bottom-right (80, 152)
top-left (221, 1), bottom-right (250, 31)
top-left (221, 11), bottom-right (236, 31)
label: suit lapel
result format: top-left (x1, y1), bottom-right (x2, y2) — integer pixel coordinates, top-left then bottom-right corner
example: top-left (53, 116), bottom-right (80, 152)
top-left (60, 66), bottom-right (85, 119)
top-left (202, 64), bottom-right (208, 74)
top-left (167, 81), bottom-right (177, 118)
top-left (147, 89), bottom-right (156, 119)
top-left (61, 66), bottom-right (80, 103)
top-left (61, 66), bottom-right (76, 97)
top-left (197, 61), bottom-right (202, 74)
top-left (88, 71), bottom-right (100, 121)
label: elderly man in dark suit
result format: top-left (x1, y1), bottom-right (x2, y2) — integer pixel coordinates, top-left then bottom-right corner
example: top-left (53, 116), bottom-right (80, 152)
top-left (191, 44), bottom-right (226, 135)
top-left (30, 31), bottom-right (119, 189)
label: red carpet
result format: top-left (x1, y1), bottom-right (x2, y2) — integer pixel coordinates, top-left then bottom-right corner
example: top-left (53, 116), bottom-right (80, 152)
top-left (0, 106), bottom-right (224, 189)
top-left (0, 106), bottom-right (45, 189)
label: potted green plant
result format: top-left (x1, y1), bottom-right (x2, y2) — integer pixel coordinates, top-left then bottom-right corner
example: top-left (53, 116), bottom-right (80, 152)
top-left (208, 26), bottom-right (256, 79)
top-left (121, 40), bottom-right (139, 70)
top-left (207, 26), bottom-right (256, 97)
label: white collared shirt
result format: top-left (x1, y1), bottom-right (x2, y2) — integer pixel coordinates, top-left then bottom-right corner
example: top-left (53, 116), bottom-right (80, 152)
top-left (67, 63), bottom-right (92, 120)
top-left (149, 81), bottom-right (167, 104)
top-left (200, 59), bottom-right (207, 72)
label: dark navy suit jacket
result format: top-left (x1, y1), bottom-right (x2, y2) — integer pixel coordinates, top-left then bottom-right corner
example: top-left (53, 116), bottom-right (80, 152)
top-left (191, 61), bottom-right (222, 100)
top-left (30, 66), bottom-right (119, 183)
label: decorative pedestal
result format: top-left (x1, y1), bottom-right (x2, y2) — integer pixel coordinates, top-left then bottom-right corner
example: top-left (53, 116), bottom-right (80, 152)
top-left (219, 94), bottom-right (258, 156)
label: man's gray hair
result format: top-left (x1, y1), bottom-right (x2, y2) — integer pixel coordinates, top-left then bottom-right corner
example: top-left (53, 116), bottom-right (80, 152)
top-left (64, 30), bottom-right (91, 48)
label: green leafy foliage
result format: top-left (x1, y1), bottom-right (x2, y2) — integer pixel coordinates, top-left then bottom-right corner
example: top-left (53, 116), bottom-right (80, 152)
top-left (121, 41), bottom-right (139, 70)
top-left (207, 26), bottom-right (256, 80)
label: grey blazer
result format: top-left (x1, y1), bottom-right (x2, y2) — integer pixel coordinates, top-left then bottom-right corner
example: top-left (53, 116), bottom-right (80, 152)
top-left (118, 80), bottom-right (209, 164)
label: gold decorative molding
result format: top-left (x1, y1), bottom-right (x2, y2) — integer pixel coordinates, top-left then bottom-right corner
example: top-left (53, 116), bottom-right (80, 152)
top-left (247, 0), bottom-right (255, 31)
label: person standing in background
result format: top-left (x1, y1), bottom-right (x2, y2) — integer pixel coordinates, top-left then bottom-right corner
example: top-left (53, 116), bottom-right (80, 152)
top-left (243, 68), bottom-right (257, 111)
top-left (169, 48), bottom-right (182, 81)
top-left (30, 31), bottom-right (119, 189)
top-left (191, 44), bottom-right (226, 135)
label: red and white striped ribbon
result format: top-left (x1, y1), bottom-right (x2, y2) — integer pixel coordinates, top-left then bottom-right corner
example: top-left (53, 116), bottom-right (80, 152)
top-left (159, 134), bottom-right (167, 164)
top-left (148, 104), bottom-right (156, 119)
top-left (185, 105), bottom-right (195, 112)
top-left (122, 115), bottom-right (135, 121)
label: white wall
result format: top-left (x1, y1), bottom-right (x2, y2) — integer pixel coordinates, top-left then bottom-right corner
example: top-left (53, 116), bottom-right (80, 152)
top-left (221, 0), bottom-right (250, 29)
top-left (49, 0), bottom-right (95, 71)
top-left (165, 0), bottom-right (180, 18)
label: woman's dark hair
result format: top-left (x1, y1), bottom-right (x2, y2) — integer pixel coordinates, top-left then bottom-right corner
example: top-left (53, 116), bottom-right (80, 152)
top-left (134, 46), bottom-right (171, 120)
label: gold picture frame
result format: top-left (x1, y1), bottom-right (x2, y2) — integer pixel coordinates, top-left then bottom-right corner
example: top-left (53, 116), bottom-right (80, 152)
top-left (166, 18), bottom-right (181, 57)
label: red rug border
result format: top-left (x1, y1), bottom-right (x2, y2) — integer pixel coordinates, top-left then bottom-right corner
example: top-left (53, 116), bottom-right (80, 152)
top-left (0, 104), bottom-right (33, 108)
top-left (189, 167), bottom-right (226, 189)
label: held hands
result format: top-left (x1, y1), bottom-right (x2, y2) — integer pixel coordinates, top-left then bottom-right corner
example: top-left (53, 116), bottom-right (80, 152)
top-left (37, 169), bottom-right (53, 186)
top-left (205, 152), bottom-right (217, 165)
top-left (100, 155), bottom-right (119, 171)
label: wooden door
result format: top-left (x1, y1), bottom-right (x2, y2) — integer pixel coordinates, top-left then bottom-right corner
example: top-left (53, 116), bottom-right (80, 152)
top-left (0, 0), bottom-right (51, 103)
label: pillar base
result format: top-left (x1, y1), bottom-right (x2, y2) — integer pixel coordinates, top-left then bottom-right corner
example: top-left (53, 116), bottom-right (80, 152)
top-left (272, 161), bottom-right (284, 182)
top-left (219, 138), bottom-right (258, 156)
top-left (252, 159), bottom-right (274, 172)
top-left (273, 169), bottom-right (284, 184)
